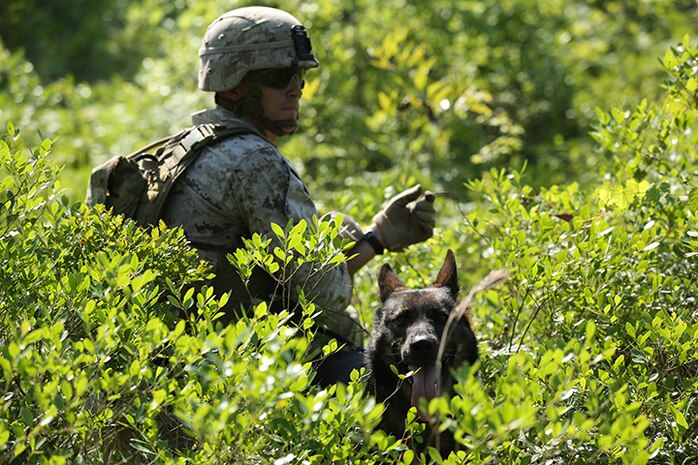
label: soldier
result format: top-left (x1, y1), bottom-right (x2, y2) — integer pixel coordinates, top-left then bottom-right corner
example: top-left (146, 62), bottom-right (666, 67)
top-left (160, 6), bottom-right (436, 384)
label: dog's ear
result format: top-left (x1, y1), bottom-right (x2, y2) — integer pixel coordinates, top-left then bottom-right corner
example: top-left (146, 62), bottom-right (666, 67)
top-left (433, 249), bottom-right (459, 299)
top-left (378, 264), bottom-right (405, 302)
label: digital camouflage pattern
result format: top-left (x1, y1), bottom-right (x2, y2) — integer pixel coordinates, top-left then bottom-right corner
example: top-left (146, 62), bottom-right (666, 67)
top-left (198, 7), bottom-right (319, 92)
top-left (160, 106), bottom-right (355, 330)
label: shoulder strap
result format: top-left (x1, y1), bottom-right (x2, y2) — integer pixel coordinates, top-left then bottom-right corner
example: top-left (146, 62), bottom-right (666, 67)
top-left (134, 123), bottom-right (253, 225)
top-left (125, 132), bottom-right (184, 159)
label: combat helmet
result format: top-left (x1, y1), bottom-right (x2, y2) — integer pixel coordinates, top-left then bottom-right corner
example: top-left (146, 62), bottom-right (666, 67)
top-left (198, 7), bottom-right (319, 92)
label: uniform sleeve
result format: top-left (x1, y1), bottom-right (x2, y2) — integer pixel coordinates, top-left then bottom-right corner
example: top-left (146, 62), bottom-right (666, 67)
top-left (230, 145), bottom-right (353, 314)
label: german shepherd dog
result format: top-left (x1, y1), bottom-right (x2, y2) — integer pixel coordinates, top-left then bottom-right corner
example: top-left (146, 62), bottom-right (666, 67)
top-left (365, 249), bottom-right (478, 453)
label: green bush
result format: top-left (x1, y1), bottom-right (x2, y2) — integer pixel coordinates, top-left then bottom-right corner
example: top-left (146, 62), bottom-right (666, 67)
top-left (440, 38), bottom-right (698, 464)
top-left (0, 128), bottom-right (395, 464)
top-left (0, 12), bottom-right (697, 465)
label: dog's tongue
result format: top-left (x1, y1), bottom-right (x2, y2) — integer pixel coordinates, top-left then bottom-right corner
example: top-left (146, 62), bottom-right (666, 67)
top-left (411, 364), bottom-right (439, 420)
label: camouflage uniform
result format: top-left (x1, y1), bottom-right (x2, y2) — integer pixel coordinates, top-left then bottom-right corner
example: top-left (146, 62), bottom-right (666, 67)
top-left (160, 106), bottom-right (361, 343)
top-left (87, 6), bottom-right (434, 385)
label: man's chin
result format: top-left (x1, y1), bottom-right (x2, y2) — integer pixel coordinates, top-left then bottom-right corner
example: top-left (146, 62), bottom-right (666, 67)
top-left (276, 119), bottom-right (299, 135)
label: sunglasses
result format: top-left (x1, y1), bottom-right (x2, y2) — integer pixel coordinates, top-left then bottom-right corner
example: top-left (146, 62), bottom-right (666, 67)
top-left (257, 67), bottom-right (306, 89)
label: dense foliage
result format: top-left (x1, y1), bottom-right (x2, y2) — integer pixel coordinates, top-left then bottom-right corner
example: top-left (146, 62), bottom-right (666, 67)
top-left (1, 0), bottom-right (697, 464)
top-left (2, 0), bottom-right (697, 199)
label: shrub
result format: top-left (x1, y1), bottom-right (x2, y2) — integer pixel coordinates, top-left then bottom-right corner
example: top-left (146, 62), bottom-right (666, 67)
top-left (0, 127), bottom-right (391, 464)
top-left (439, 37), bottom-right (698, 464)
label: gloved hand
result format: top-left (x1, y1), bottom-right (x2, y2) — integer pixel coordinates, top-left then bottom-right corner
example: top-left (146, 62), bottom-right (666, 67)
top-left (370, 184), bottom-right (436, 252)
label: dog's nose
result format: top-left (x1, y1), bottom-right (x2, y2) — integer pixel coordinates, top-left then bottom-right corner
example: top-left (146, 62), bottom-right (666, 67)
top-left (412, 336), bottom-right (437, 354)
top-left (408, 335), bottom-right (438, 361)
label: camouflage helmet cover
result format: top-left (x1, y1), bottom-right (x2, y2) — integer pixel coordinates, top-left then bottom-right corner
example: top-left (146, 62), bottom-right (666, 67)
top-left (198, 6), bottom-right (319, 92)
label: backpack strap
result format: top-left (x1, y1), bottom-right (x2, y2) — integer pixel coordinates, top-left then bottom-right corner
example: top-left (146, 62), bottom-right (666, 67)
top-left (124, 131), bottom-right (187, 159)
top-left (134, 123), bottom-right (253, 225)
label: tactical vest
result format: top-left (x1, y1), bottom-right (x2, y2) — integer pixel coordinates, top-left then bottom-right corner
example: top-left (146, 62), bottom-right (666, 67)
top-left (85, 123), bottom-right (252, 226)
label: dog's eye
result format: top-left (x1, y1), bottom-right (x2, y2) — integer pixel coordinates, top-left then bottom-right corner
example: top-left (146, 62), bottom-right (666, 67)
top-left (433, 313), bottom-right (448, 325)
top-left (392, 314), bottom-right (409, 327)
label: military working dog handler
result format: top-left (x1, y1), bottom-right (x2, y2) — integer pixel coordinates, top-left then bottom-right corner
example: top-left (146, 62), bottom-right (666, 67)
top-left (156, 7), bottom-right (436, 384)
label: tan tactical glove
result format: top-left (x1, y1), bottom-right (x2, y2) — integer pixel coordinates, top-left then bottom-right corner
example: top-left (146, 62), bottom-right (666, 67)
top-left (370, 184), bottom-right (436, 252)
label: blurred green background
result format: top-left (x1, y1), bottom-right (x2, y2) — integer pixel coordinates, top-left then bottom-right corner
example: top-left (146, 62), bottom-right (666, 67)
top-left (2, 0), bottom-right (696, 203)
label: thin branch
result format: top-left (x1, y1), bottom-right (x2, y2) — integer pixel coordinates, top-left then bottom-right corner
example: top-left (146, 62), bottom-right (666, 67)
top-left (436, 267), bottom-right (509, 393)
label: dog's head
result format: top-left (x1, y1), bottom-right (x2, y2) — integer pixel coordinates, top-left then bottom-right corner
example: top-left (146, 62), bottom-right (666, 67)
top-left (370, 249), bottom-right (478, 413)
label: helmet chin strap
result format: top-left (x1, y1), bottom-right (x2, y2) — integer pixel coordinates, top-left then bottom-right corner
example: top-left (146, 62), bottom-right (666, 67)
top-left (215, 87), bottom-right (298, 138)
top-left (254, 114), bottom-right (298, 137)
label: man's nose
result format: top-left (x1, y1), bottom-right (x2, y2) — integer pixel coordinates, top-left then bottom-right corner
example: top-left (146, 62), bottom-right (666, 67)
top-left (286, 75), bottom-right (304, 96)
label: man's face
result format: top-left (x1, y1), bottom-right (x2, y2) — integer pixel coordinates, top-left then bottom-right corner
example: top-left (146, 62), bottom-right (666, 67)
top-left (259, 68), bottom-right (304, 133)
top-left (223, 67), bottom-right (306, 139)
top-left (260, 79), bottom-right (302, 125)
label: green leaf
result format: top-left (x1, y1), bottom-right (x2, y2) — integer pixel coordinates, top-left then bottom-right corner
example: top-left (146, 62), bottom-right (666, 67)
top-left (61, 380), bottom-right (73, 401)
top-left (378, 91), bottom-right (392, 111)
top-left (688, 188), bottom-right (698, 213)
top-left (669, 403), bottom-right (688, 429)
top-left (427, 446), bottom-right (443, 463)
top-left (0, 429), bottom-right (9, 448)
top-left (7, 342), bottom-right (20, 359)
top-left (150, 389), bottom-right (167, 410)
top-left (626, 322), bottom-right (636, 338)
top-left (271, 222), bottom-right (285, 239)
top-left (290, 219), bottom-right (307, 238)
top-left (641, 241), bottom-right (660, 252)
top-left (129, 360), bottom-right (141, 377)
top-left (662, 49), bottom-right (678, 70)
top-left (585, 320), bottom-right (596, 341)
top-left (0, 356), bottom-right (12, 381)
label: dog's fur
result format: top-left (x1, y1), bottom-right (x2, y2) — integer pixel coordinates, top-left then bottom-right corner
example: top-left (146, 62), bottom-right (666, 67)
top-left (365, 249), bottom-right (478, 453)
